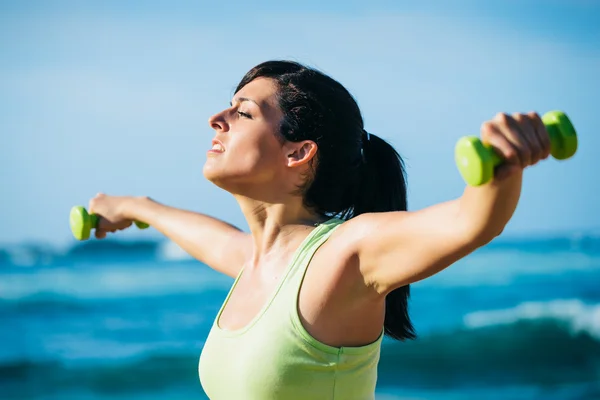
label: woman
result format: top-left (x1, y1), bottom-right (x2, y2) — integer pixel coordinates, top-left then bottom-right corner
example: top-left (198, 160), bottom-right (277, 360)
top-left (88, 60), bottom-right (551, 399)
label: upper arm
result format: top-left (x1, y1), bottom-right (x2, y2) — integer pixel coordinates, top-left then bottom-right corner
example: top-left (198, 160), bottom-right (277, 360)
top-left (205, 226), bottom-right (252, 278)
top-left (154, 212), bottom-right (252, 279)
top-left (339, 199), bottom-right (491, 295)
top-left (126, 197), bottom-right (251, 279)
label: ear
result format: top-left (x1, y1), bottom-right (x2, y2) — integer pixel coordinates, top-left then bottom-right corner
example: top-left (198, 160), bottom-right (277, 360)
top-left (285, 140), bottom-right (318, 168)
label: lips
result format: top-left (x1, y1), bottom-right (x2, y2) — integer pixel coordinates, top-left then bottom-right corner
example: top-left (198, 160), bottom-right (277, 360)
top-left (209, 139), bottom-right (225, 153)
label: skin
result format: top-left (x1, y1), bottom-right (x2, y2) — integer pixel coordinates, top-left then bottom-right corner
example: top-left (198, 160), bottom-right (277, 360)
top-left (89, 77), bottom-right (551, 348)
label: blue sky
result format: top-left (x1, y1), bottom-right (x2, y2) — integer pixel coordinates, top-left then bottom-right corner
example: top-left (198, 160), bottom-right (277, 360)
top-left (1, 0), bottom-right (599, 246)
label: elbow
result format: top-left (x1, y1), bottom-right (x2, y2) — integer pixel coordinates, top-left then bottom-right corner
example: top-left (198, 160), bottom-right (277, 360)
top-left (461, 220), bottom-right (504, 249)
top-left (472, 225), bottom-right (504, 248)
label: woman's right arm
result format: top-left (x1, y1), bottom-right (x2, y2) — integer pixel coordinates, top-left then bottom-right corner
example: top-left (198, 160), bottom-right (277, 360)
top-left (93, 195), bottom-right (251, 278)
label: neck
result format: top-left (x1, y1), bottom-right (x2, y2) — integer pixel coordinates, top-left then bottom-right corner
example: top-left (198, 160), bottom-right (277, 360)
top-left (234, 194), bottom-right (325, 266)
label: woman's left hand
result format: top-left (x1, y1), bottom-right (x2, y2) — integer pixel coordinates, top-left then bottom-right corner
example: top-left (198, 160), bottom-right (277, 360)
top-left (479, 112), bottom-right (552, 180)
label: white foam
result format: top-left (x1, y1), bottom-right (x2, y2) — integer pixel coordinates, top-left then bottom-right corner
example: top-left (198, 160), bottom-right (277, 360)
top-left (156, 240), bottom-right (192, 261)
top-left (2, 244), bottom-right (59, 267)
top-left (42, 334), bottom-right (196, 362)
top-left (418, 250), bottom-right (600, 288)
top-left (463, 299), bottom-right (600, 340)
top-left (0, 264), bottom-right (232, 300)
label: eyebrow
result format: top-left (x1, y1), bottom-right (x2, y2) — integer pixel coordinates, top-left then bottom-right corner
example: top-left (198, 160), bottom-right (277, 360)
top-left (230, 97), bottom-right (260, 107)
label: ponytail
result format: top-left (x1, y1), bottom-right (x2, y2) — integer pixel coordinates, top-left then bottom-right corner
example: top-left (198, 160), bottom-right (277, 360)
top-left (355, 132), bottom-right (416, 341)
top-left (354, 131), bottom-right (407, 215)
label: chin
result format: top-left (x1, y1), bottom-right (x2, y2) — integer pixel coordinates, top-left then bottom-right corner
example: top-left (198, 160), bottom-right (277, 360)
top-left (202, 163), bottom-right (240, 193)
top-left (202, 163), bottom-right (224, 185)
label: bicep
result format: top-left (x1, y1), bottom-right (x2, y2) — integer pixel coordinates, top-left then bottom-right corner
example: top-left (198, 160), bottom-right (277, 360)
top-left (156, 213), bottom-right (251, 278)
top-left (201, 227), bottom-right (252, 278)
top-left (129, 198), bottom-right (251, 278)
top-left (350, 200), bottom-right (485, 294)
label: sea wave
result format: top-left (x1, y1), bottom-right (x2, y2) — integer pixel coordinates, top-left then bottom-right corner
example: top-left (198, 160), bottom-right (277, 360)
top-left (2, 233), bottom-right (600, 268)
top-left (483, 232), bottom-right (600, 254)
top-left (418, 249), bottom-right (600, 288)
top-left (378, 313), bottom-right (600, 388)
top-left (0, 354), bottom-right (199, 398)
top-left (3, 313), bottom-right (599, 396)
top-left (0, 264), bottom-right (232, 301)
top-left (0, 240), bottom-right (162, 268)
top-left (463, 299), bottom-right (600, 339)
top-left (0, 293), bottom-right (90, 312)
top-left (156, 241), bottom-right (192, 262)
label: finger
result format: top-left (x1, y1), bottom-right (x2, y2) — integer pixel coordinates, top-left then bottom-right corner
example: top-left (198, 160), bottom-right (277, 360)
top-left (493, 112), bottom-right (530, 168)
top-left (512, 113), bottom-right (541, 166)
top-left (96, 215), bottom-right (112, 231)
top-left (481, 118), bottom-right (521, 167)
top-left (88, 193), bottom-right (106, 216)
top-left (489, 113), bottom-right (525, 167)
top-left (118, 221), bottom-right (133, 231)
top-left (527, 111), bottom-right (551, 160)
top-left (95, 229), bottom-right (107, 240)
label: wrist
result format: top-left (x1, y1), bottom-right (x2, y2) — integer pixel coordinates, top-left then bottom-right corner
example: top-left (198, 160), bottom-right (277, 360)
top-left (121, 196), bottom-right (152, 220)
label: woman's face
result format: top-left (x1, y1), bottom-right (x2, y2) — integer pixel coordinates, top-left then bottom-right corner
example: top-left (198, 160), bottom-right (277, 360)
top-left (203, 77), bottom-right (288, 192)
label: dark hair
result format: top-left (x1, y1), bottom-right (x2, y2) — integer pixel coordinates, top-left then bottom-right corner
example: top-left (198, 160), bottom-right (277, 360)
top-left (235, 60), bottom-right (415, 341)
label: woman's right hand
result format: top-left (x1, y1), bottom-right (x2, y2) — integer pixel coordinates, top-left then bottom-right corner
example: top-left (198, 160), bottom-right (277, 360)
top-left (88, 193), bottom-right (135, 239)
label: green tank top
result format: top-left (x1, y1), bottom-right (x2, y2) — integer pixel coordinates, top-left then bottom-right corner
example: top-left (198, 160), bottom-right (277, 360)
top-left (198, 217), bottom-right (384, 399)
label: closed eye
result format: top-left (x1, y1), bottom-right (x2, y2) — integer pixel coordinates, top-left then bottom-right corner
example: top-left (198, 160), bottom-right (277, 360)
top-left (237, 111), bottom-right (252, 119)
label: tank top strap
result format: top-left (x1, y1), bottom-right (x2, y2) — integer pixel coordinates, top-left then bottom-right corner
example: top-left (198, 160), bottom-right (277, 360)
top-left (283, 217), bottom-right (344, 289)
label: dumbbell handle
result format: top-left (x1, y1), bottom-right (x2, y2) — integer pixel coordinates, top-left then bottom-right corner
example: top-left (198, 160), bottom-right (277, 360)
top-left (88, 213), bottom-right (149, 230)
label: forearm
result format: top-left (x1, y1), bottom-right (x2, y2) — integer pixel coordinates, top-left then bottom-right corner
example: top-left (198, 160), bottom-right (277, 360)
top-left (122, 196), bottom-right (247, 266)
top-left (457, 170), bottom-right (523, 244)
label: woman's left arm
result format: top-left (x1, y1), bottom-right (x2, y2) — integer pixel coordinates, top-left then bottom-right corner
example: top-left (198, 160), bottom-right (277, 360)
top-left (343, 112), bottom-right (551, 295)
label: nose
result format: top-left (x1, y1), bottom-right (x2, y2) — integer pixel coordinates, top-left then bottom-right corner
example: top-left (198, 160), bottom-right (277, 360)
top-left (208, 110), bottom-right (229, 132)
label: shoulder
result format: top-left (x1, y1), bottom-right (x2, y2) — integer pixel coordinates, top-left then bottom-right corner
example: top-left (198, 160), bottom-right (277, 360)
top-left (314, 212), bottom-right (410, 296)
top-left (326, 212), bottom-right (411, 253)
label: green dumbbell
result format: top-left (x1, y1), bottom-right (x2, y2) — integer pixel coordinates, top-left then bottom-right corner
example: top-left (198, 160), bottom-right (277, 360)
top-left (69, 205), bottom-right (149, 240)
top-left (454, 110), bottom-right (578, 186)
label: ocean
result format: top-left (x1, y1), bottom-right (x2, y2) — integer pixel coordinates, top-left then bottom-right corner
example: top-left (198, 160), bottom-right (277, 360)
top-left (1, 233), bottom-right (600, 399)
